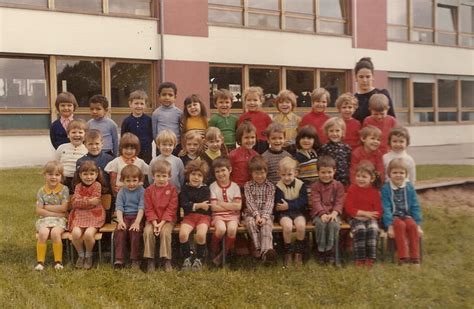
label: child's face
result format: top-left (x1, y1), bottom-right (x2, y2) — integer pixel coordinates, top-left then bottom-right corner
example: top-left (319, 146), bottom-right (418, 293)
top-left (327, 125), bottom-right (343, 143)
top-left (159, 88), bottom-right (176, 107)
top-left (124, 176), bottom-right (140, 190)
top-left (185, 138), bottom-right (200, 156)
top-left (245, 93), bottom-right (262, 112)
top-left (85, 138), bottom-right (103, 156)
top-left (390, 135), bottom-right (407, 153)
top-left (312, 97), bottom-right (328, 113)
top-left (370, 109), bottom-right (388, 122)
top-left (189, 170), bottom-right (204, 188)
top-left (251, 169), bottom-right (267, 185)
top-left (58, 102), bottom-right (74, 118)
top-left (159, 142), bottom-right (174, 157)
top-left (216, 98), bottom-right (232, 116)
top-left (299, 136), bottom-right (314, 151)
top-left (389, 167), bottom-right (407, 187)
top-left (129, 99), bottom-right (146, 116)
top-left (207, 137), bottom-right (223, 153)
top-left (361, 134), bottom-right (381, 152)
top-left (122, 146), bottom-right (137, 159)
top-left (44, 170), bottom-right (62, 188)
top-left (279, 168), bottom-right (296, 186)
top-left (186, 101), bottom-right (201, 117)
top-left (241, 131), bottom-right (257, 150)
top-left (214, 166), bottom-right (231, 184)
top-left (80, 170), bottom-right (98, 186)
top-left (90, 103), bottom-right (107, 119)
top-left (153, 172), bottom-right (170, 186)
top-left (339, 102), bottom-right (355, 120)
top-left (269, 131), bottom-right (285, 151)
top-left (277, 100), bottom-right (293, 115)
top-left (68, 128), bottom-right (86, 146)
top-left (318, 166), bottom-right (335, 184)
top-left (355, 170), bottom-right (374, 188)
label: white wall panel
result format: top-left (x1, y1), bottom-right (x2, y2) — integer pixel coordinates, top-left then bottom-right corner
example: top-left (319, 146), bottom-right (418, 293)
top-left (0, 135), bottom-right (55, 168)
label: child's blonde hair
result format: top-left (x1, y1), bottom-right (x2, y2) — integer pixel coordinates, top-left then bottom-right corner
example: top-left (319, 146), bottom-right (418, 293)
top-left (264, 122), bottom-right (286, 138)
top-left (275, 90), bottom-right (297, 111)
top-left (67, 119), bottom-right (87, 133)
top-left (121, 164), bottom-right (143, 180)
top-left (335, 92), bottom-right (358, 110)
top-left (205, 127), bottom-right (224, 142)
top-left (310, 88), bottom-right (330, 103)
top-left (359, 125), bottom-right (382, 139)
top-left (151, 159), bottom-right (172, 176)
top-left (387, 158), bottom-right (408, 175)
top-left (156, 129), bottom-right (177, 147)
top-left (128, 90), bottom-right (148, 103)
top-left (243, 86), bottom-right (265, 105)
top-left (183, 131), bottom-right (203, 154)
top-left (369, 93), bottom-right (389, 112)
top-left (43, 160), bottom-right (64, 176)
top-left (279, 156), bottom-right (298, 171)
top-left (323, 117), bottom-right (346, 137)
top-left (388, 127), bottom-right (411, 146)
top-left (120, 132), bottom-right (141, 155)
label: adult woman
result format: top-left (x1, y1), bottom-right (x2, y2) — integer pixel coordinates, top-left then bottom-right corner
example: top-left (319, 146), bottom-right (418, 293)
top-left (353, 57), bottom-right (396, 123)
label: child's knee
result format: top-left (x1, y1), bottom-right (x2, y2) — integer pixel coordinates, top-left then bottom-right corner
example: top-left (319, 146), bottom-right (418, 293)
top-left (195, 231), bottom-right (207, 244)
top-left (227, 224), bottom-right (237, 237)
top-left (179, 230), bottom-right (190, 243)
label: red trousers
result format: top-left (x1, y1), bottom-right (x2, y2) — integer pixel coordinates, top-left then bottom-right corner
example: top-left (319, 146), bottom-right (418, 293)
top-left (393, 217), bottom-right (419, 261)
top-left (114, 215), bottom-right (144, 262)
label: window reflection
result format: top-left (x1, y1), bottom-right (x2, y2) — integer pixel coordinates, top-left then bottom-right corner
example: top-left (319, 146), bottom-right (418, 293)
top-left (55, 0), bottom-right (102, 13)
top-left (109, 0), bottom-right (152, 16)
top-left (210, 67), bottom-right (243, 109)
top-left (413, 83), bottom-right (433, 108)
top-left (320, 71), bottom-right (345, 107)
top-left (286, 70), bottom-right (313, 108)
top-left (111, 62), bottom-right (152, 108)
top-left (249, 68), bottom-right (280, 108)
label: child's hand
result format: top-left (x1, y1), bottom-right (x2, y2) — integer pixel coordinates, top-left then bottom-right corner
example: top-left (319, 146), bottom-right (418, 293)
top-left (387, 225), bottom-right (395, 238)
top-left (417, 226), bottom-right (424, 236)
top-left (89, 197), bottom-right (101, 206)
top-left (197, 201), bottom-right (210, 211)
top-left (364, 211), bottom-right (379, 219)
top-left (321, 214), bottom-right (330, 223)
top-left (129, 221), bottom-right (141, 232)
top-left (276, 199), bottom-right (289, 212)
top-left (154, 221), bottom-right (165, 236)
top-left (328, 211), bottom-right (338, 222)
top-left (117, 221), bottom-right (127, 230)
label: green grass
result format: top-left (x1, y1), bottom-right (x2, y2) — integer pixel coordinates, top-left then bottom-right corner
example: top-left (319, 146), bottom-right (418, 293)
top-left (417, 164), bottom-right (474, 181)
top-left (1, 166), bottom-right (473, 307)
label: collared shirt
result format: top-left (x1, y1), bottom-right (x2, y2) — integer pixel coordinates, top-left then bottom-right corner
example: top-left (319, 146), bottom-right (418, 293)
top-left (244, 179), bottom-right (275, 219)
top-left (60, 115), bottom-right (74, 131)
top-left (273, 112), bottom-right (301, 145)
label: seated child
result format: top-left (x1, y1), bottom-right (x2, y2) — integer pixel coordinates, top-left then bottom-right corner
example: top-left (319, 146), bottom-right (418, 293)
top-left (273, 89), bottom-right (301, 154)
top-left (299, 88), bottom-right (331, 145)
top-left (50, 91), bottom-right (78, 149)
top-left (229, 121), bottom-right (259, 188)
top-left (344, 161), bottom-right (382, 267)
top-left (310, 156), bottom-right (345, 264)
top-left (182, 94), bottom-right (208, 139)
top-left (383, 127), bottom-right (416, 184)
top-left (87, 95), bottom-right (119, 156)
top-left (114, 165), bottom-right (146, 269)
top-left (351, 126), bottom-right (384, 185)
top-left (336, 92), bottom-right (361, 150)
top-left (208, 89), bottom-right (238, 151)
top-left (34, 161), bottom-right (69, 271)
top-left (262, 122), bottom-right (292, 185)
top-left (210, 158), bottom-right (242, 266)
top-left (382, 158), bottom-right (423, 265)
top-left (274, 157), bottom-right (308, 267)
top-left (200, 127), bottom-right (228, 185)
top-left (179, 131), bottom-right (203, 167)
top-left (178, 160), bottom-right (211, 271)
top-left (243, 156), bottom-right (277, 263)
top-left (69, 161), bottom-right (106, 270)
top-left (143, 160), bottom-right (178, 272)
top-left (294, 125), bottom-right (321, 185)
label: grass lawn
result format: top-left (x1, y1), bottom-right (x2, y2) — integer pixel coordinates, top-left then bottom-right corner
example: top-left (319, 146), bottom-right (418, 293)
top-left (0, 166), bottom-right (473, 307)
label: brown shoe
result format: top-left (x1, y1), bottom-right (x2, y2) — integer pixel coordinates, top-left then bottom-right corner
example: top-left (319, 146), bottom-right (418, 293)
top-left (262, 249), bottom-right (277, 265)
top-left (131, 260), bottom-right (141, 270)
top-left (294, 253), bottom-right (303, 267)
top-left (283, 253), bottom-right (292, 268)
top-left (75, 256), bottom-right (85, 269)
top-left (83, 256), bottom-right (93, 270)
top-left (163, 259), bottom-right (173, 272)
top-left (147, 259), bottom-right (155, 273)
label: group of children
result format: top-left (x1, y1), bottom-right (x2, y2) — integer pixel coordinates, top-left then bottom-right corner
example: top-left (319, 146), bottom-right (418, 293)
top-left (35, 81), bottom-right (422, 272)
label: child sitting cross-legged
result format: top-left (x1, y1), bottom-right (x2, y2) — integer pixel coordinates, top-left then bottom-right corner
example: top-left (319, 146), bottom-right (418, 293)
top-left (179, 160), bottom-right (211, 271)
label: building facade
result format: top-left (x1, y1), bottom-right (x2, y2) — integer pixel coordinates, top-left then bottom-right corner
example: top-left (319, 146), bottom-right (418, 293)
top-left (0, 0), bottom-right (473, 167)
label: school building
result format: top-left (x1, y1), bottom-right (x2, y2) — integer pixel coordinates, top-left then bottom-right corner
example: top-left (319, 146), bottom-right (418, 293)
top-left (0, 0), bottom-right (473, 167)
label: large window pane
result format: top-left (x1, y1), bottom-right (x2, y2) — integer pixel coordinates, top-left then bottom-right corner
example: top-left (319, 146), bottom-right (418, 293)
top-left (248, 0), bottom-right (278, 10)
top-left (388, 27), bottom-right (408, 40)
top-left (319, 20), bottom-right (345, 34)
top-left (437, 5), bottom-right (456, 31)
top-left (249, 68), bottom-right (280, 107)
top-left (411, 30), bottom-right (433, 42)
top-left (438, 79), bottom-right (456, 108)
top-left (0, 58), bottom-right (48, 109)
top-left (460, 5), bottom-right (473, 33)
top-left (389, 78), bottom-right (408, 108)
top-left (111, 62), bottom-right (152, 108)
top-left (0, 114), bottom-right (50, 130)
top-left (109, 0), bottom-right (152, 16)
top-left (320, 71), bottom-right (346, 107)
top-left (413, 82), bottom-right (433, 108)
top-left (248, 13), bottom-right (280, 28)
top-left (57, 60), bottom-right (102, 107)
top-left (413, 0), bottom-right (433, 28)
top-left (210, 67), bottom-right (243, 109)
top-left (55, 0), bottom-right (102, 13)
top-left (387, 0), bottom-right (407, 25)
top-left (209, 9), bottom-right (242, 24)
top-left (285, 17), bottom-right (314, 32)
top-left (209, 0), bottom-right (241, 5)
top-left (438, 112), bottom-right (457, 122)
top-left (0, 0), bottom-right (46, 6)
top-left (462, 112), bottom-right (474, 121)
top-left (462, 81), bottom-right (474, 108)
top-left (437, 32), bottom-right (456, 45)
top-left (286, 70), bottom-right (314, 108)
top-left (285, 0), bottom-right (313, 14)
top-left (414, 112), bottom-right (434, 122)
top-left (318, 0), bottom-right (344, 18)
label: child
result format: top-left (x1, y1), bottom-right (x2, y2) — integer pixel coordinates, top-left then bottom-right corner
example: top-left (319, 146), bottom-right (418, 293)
top-left (294, 125), bottom-right (321, 185)
top-left (310, 156), bottom-right (345, 264)
top-left (229, 121), bottom-right (259, 188)
top-left (382, 158), bottom-right (423, 265)
top-left (243, 156), bottom-right (277, 263)
top-left (200, 127), bottom-right (228, 185)
top-left (383, 127), bottom-right (416, 184)
top-left (87, 95), bottom-right (119, 156)
top-left (34, 161), bottom-right (69, 271)
top-left (262, 122), bottom-right (292, 185)
top-left (121, 90), bottom-right (153, 164)
top-left (178, 160), bottom-right (211, 271)
top-left (344, 161), bottom-right (382, 267)
top-left (50, 91), bottom-right (78, 149)
top-left (350, 126), bottom-right (384, 185)
top-left (55, 119), bottom-right (88, 193)
top-left (105, 133), bottom-right (149, 197)
top-left (299, 88), bottom-right (331, 145)
top-left (143, 159), bottom-right (178, 272)
top-left (274, 157), bottom-right (308, 267)
top-left (237, 86), bottom-right (272, 154)
top-left (318, 118), bottom-right (352, 187)
top-left (336, 92), bottom-right (361, 150)
top-left (148, 129), bottom-right (185, 192)
top-left (152, 82), bottom-right (183, 156)
top-left (69, 161), bottom-right (106, 269)
top-left (114, 164), bottom-right (145, 269)
top-left (208, 89), bottom-right (238, 151)
top-left (363, 93), bottom-right (398, 154)
top-left (273, 89), bottom-right (301, 154)
top-left (182, 94), bottom-right (208, 139)
top-left (179, 131), bottom-right (203, 167)
top-left (210, 158), bottom-right (242, 266)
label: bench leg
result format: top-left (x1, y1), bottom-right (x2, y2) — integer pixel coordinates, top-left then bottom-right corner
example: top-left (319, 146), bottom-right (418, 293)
top-left (110, 231), bottom-right (115, 266)
top-left (335, 232), bottom-right (340, 266)
top-left (222, 236), bottom-right (226, 266)
top-left (98, 239), bottom-right (102, 267)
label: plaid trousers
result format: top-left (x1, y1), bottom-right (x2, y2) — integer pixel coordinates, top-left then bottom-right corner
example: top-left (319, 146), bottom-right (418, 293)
top-left (244, 215), bottom-right (274, 252)
top-left (351, 218), bottom-right (379, 260)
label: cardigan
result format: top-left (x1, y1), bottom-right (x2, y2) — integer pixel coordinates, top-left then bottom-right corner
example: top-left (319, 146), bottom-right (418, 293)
top-left (121, 113), bottom-right (153, 152)
top-left (179, 183), bottom-right (211, 216)
top-left (49, 118), bottom-right (70, 149)
top-left (381, 180), bottom-right (422, 226)
top-left (144, 182), bottom-right (178, 223)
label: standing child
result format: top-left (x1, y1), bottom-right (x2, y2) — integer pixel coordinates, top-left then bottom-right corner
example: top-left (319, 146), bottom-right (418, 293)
top-left (237, 86), bottom-right (272, 154)
top-left (114, 165), bottom-right (145, 269)
top-left (34, 161), bottom-right (69, 271)
top-left (121, 90), bottom-right (153, 164)
top-left (363, 93), bottom-right (398, 154)
top-left (143, 160), bottom-right (178, 272)
top-left (382, 158), bottom-right (423, 265)
top-left (208, 89), bottom-right (238, 151)
top-left (299, 88), bottom-right (331, 145)
top-left (262, 122), bottom-right (292, 184)
top-left (294, 125), bottom-right (321, 185)
top-left (69, 161), bottom-right (106, 269)
top-left (209, 158), bottom-right (242, 266)
top-left (344, 161), bottom-right (382, 267)
top-left (50, 92), bottom-right (78, 149)
top-left (350, 126), bottom-right (384, 185)
top-left (152, 82), bottom-right (183, 156)
top-left (273, 90), bottom-right (301, 154)
top-left (383, 127), bottom-right (416, 184)
top-left (178, 160), bottom-right (211, 271)
top-left (318, 118), bottom-right (352, 187)
top-left (243, 156), bottom-right (277, 263)
top-left (229, 121), bottom-right (259, 188)
top-left (200, 127), bottom-right (228, 185)
top-left (55, 119), bottom-right (88, 193)
top-left (148, 129), bottom-right (185, 192)
top-left (87, 95), bottom-right (119, 156)
top-left (182, 94), bottom-right (208, 139)
top-left (179, 131), bottom-right (203, 167)
top-left (275, 157), bottom-right (308, 267)
top-left (310, 156), bottom-right (345, 264)
top-left (336, 92), bottom-right (361, 150)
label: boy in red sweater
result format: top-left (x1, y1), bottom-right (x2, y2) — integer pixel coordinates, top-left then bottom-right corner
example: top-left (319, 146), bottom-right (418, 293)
top-left (350, 126), bottom-right (385, 185)
top-left (299, 88), bottom-right (331, 144)
top-left (336, 92), bottom-right (361, 150)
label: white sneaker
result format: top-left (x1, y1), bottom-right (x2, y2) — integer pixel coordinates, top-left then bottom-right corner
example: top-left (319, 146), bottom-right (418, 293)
top-left (54, 262), bottom-right (64, 270)
top-left (34, 263), bottom-right (45, 271)
top-left (182, 257), bottom-right (192, 271)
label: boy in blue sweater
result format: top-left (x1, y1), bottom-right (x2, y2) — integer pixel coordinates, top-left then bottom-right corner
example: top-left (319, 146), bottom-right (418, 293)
top-left (87, 95), bottom-right (119, 156)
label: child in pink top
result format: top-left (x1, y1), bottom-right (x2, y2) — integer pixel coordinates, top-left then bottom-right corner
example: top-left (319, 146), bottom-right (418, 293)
top-left (336, 92), bottom-right (361, 150)
top-left (229, 121), bottom-right (259, 188)
top-left (351, 126), bottom-right (385, 185)
top-left (299, 88), bottom-right (331, 145)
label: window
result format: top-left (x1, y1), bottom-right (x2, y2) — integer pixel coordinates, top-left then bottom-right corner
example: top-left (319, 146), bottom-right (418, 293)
top-left (317, 0), bottom-right (347, 34)
top-left (111, 62), bottom-right (152, 108)
top-left (460, 5), bottom-right (474, 47)
top-left (55, 0), bottom-right (103, 13)
top-left (413, 81), bottom-right (434, 122)
top-left (389, 77), bottom-right (409, 124)
top-left (436, 5), bottom-right (457, 45)
top-left (387, 0), bottom-right (408, 40)
top-left (210, 66), bottom-right (243, 109)
top-left (438, 78), bottom-right (457, 122)
top-left (411, 0), bottom-right (434, 43)
top-left (461, 80), bottom-right (474, 108)
top-left (208, 0), bottom-right (243, 25)
top-left (108, 0), bottom-right (152, 16)
top-left (249, 68), bottom-right (280, 107)
top-left (320, 71), bottom-right (345, 107)
top-left (0, 0), bottom-right (46, 7)
top-left (286, 69), bottom-right (313, 107)
top-left (284, 0), bottom-right (315, 32)
top-left (248, 0), bottom-right (280, 29)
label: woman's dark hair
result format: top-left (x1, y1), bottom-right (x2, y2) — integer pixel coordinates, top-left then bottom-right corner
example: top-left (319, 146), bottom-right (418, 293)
top-left (354, 57), bottom-right (374, 74)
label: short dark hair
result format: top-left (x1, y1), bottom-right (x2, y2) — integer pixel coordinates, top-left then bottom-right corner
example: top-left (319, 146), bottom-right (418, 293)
top-left (235, 121), bottom-right (256, 145)
top-left (89, 95), bottom-right (109, 109)
top-left (388, 127), bottom-right (410, 146)
top-left (317, 156), bottom-right (336, 170)
top-left (121, 164), bottom-right (143, 180)
top-left (84, 129), bottom-right (102, 142)
top-left (119, 132), bottom-right (141, 155)
top-left (248, 155), bottom-right (268, 173)
top-left (295, 125), bottom-right (321, 150)
top-left (158, 82), bottom-right (177, 96)
top-left (212, 157), bottom-right (231, 171)
top-left (55, 92), bottom-right (78, 111)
